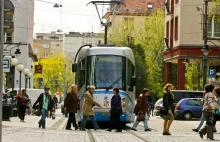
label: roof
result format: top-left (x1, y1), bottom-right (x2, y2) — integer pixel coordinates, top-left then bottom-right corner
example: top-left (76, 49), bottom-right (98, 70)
top-left (77, 46), bottom-right (135, 65)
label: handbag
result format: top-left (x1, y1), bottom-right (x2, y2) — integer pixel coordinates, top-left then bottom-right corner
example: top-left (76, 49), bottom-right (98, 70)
top-left (206, 113), bottom-right (215, 126)
top-left (160, 107), bottom-right (168, 116)
top-left (136, 111), bottom-right (145, 121)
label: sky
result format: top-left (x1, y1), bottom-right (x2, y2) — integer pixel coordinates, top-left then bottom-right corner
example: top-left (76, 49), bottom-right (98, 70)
top-left (34, 0), bottom-right (108, 34)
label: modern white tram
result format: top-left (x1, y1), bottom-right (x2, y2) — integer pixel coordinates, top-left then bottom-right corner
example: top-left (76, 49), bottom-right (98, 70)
top-left (72, 45), bottom-right (136, 126)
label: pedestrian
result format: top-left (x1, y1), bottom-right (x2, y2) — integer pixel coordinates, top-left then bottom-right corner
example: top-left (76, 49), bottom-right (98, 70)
top-left (33, 87), bottom-right (53, 129)
top-left (199, 84), bottom-right (217, 140)
top-left (53, 95), bottom-right (58, 109)
top-left (64, 84), bottom-right (80, 130)
top-left (15, 90), bottom-right (22, 119)
top-left (106, 88), bottom-right (123, 132)
top-left (131, 88), bottom-right (151, 131)
top-left (162, 83), bottom-right (175, 135)
top-left (192, 85), bottom-right (217, 132)
top-left (17, 89), bottom-right (29, 122)
top-left (80, 86), bottom-right (101, 131)
top-left (213, 87), bottom-right (220, 132)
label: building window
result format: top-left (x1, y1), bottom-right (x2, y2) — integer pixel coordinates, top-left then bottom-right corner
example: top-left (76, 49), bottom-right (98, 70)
top-left (147, 3), bottom-right (153, 13)
top-left (175, 16), bottom-right (178, 41)
top-left (170, 18), bottom-right (174, 48)
top-left (171, 0), bottom-right (174, 13)
top-left (208, 17), bottom-right (220, 38)
top-left (34, 48), bottom-right (39, 53)
top-left (124, 17), bottom-right (134, 31)
top-left (166, 21), bottom-right (169, 38)
top-left (98, 40), bottom-right (101, 44)
top-left (43, 44), bottom-right (49, 48)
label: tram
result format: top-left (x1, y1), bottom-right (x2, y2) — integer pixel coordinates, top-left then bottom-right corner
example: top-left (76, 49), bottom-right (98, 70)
top-left (72, 45), bottom-right (136, 126)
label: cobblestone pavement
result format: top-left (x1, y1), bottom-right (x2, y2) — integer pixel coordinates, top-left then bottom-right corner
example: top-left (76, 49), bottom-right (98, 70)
top-left (3, 114), bottom-right (220, 142)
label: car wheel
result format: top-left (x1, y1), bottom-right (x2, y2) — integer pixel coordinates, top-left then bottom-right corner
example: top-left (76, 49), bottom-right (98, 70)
top-left (183, 112), bottom-right (192, 120)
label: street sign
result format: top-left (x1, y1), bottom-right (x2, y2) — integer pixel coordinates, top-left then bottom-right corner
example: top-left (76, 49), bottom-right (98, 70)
top-left (3, 50), bottom-right (10, 56)
top-left (208, 69), bottom-right (216, 78)
top-left (3, 58), bottom-right (10, 72)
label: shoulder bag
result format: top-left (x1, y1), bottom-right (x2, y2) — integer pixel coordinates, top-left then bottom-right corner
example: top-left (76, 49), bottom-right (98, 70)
top-left (136, 111), bottom-right (145, 121)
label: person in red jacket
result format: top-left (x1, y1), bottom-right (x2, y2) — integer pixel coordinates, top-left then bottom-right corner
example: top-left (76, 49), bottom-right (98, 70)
top-left (131, 88), bottom-right (151, 131)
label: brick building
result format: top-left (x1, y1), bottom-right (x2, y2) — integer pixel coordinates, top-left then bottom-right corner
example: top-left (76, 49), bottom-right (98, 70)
top-left (164, 0), bottom-right (220, 90)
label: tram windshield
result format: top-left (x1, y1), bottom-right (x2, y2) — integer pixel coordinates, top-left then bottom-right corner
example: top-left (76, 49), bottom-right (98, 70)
top-left (87, 55), bottom-right (126, 90)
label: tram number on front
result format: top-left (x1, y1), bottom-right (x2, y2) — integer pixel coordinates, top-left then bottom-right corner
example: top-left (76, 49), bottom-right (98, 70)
top-left (102, 112), bottom-right (110, 116)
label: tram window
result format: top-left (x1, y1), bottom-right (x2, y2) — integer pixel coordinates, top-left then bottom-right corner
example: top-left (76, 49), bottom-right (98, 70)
top-left (127, 60), bottom-right (134, 91)
top-left (78, 59), bottom-right (85, 89)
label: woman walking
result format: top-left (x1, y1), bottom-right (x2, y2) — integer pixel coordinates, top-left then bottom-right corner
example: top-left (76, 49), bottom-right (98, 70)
top-left (199, 84), bottom-right (217, 140)
top-left (17, 89), bottom-right (29, 122)
top-left (162, 83), bottom-right (175, 135)
top-left (106, 88), bottom-right (122, 132)
top-left (80, 86), bottom-right (101, 131)
top-left (131, 88), bottom-right (151, 131)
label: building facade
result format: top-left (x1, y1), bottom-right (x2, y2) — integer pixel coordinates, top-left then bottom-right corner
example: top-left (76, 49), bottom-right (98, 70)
top-left (63, 32), bottom-right (104, 57)
top-left (164, 0), bottom-right (220, 90)
top-left (4, 0), bottom-right (37, 89)
top-left (34, 32), bottom-right (63, 59)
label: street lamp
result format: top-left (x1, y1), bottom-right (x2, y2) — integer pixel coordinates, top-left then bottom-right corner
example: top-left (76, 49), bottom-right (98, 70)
top-left (23, 68), bottom-right (29, 90)
top-left (17, 64), bottom-right (24, 91)
top-left (27, 72), bottom-right (32, 88)
top-left (202, 0), bottom-right (209, 89)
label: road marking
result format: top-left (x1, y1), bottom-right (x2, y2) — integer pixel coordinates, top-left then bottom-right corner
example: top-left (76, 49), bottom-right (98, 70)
top-left (87, 130), bottom-right (96, 142)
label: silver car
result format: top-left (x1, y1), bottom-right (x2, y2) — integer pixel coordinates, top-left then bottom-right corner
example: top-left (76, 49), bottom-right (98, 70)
top-left (153, 98), bottom-right (163, 116)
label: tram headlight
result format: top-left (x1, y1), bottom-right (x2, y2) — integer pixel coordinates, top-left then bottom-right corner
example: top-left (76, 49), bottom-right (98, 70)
top-left (122, 98), bottom-right (126, 107)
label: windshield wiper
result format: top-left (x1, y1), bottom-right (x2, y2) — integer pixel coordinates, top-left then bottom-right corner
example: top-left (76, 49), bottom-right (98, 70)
top-left (106, 76), bottom-right (122, 91)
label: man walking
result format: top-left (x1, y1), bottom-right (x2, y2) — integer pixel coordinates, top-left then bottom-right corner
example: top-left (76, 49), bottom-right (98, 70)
top-left (33, 87), bottom-right (53, 129)
top-left (64, 84), bottom-right (80, 130)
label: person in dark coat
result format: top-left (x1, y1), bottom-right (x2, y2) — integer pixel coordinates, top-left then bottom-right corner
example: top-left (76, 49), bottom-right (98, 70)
top-left (17, 89), bottom-right (29, 122)
top-left (33, 87), bottom-right (53, 129)
top-left (53, 95), bottom-right (58, 109)
top-left (131, 88), bottom-right (151, 131)
top-left (64, 84), bottom-right (80, 130)
top-left (106, 88), bottom-right (122, 132)
top-left (162, 83), bottom-right (175, 135)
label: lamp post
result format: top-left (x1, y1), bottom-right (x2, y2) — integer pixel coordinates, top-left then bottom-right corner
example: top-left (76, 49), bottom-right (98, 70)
top-left (27, 72), bottom-right (32, 88)
top-left (16, 64), bottom-right (24, 91)
top-left (23, 69), bottom-right (29, 90)
top-left (202, 0), bottom-right (209, 89)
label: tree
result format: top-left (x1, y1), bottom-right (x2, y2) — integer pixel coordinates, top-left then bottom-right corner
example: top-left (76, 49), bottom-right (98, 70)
top-left (34, 53), bottom-right (75, 96)
top-left (108, 9), bottom-right (165, 100)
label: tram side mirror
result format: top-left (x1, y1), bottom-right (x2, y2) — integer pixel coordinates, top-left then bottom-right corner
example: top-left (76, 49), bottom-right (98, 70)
top-left (72, 64), bottom-right (77, 72)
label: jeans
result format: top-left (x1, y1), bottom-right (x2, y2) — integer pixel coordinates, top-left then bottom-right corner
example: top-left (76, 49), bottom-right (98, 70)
top-left (197, 113), bottom-right (216, 131)
top-left (39, 109), bottom-right (47, 128)
top-left (80, 115), bottom-right (98, 130)
top-left (132, 113), bottom-right (149, 129)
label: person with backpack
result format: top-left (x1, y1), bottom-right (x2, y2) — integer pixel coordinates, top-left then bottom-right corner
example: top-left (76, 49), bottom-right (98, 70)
top-left (33, 87), bottom-right (53, 129)
top-left (17, 89), bottom-right (29, 122)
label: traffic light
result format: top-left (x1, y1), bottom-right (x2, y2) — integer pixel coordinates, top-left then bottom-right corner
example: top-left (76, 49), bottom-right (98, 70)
top-left (35, 64), bottom-right (43, 74)
top-left (0, 0), bottom-right (15, 43)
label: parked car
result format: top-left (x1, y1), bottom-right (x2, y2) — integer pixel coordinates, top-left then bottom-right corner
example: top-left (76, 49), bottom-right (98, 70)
top-left (153, 98), bottom-right (163, 116)
top-left (175, 98), bottom-right (203, 120)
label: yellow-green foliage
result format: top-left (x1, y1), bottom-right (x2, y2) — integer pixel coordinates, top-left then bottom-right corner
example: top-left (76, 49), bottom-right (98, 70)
top-left (34, 54), bottom-right (74, 96)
